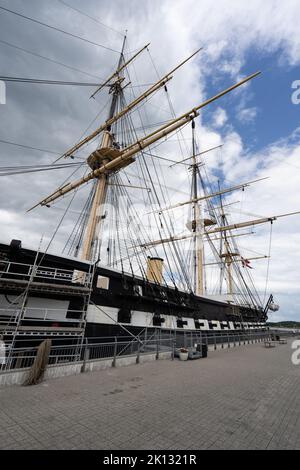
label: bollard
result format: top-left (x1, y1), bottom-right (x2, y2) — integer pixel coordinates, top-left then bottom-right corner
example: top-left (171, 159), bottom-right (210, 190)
top-left (112, 337), bottom-right (117, 367)
top-left (171, 340), bottom-right (175, 360)
top-left (136, 342), bottom-right (140, 364)
top-left (81, 346), bottom-right (90, 373)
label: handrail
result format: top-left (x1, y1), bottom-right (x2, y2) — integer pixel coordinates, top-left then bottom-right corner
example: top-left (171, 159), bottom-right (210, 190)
top-left (0, 330), bottom-right (295, 374)
top-left (0, 307), bottom-right (86, 322)
top-left (0, 260), bottom-right (92, 287)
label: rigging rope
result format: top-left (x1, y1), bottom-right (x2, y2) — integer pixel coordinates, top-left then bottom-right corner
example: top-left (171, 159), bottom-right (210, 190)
top-left (263, 221), bottom-right (273, 305)
top-left (0, 162), bottom-right (81, 177)
top-left (0, 6), bottom-right (121, 53)
top-left (0, 138), bottom-right (62, 155)
top-left (0, 76), bottom-right (107, 86)
top-left (56, 0), bottom-right (125, 37)
top-left (0, 39), bottom-right (103, 80)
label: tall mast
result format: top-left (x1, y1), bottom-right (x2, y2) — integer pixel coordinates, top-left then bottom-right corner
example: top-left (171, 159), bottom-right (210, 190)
top-left (218, 186), bottom-right (225, 295)
top-left (81, 35), bottom-right (127, 261)
top-left (218, 197), bottom-right (238, 298)
top-left (30, 71), bottom-right (261, 211)
top-left (191, 120), bottom-right (204, 296)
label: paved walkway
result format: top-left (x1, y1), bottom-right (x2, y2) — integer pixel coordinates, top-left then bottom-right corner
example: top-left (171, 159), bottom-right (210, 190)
top-left (0, 340), bottom-right (299, 450)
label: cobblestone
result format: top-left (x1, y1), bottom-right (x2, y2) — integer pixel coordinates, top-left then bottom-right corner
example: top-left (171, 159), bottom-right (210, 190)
top-left (0, 340), bottom-right (299, 449)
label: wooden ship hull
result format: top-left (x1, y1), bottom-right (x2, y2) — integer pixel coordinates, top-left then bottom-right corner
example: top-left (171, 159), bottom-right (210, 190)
top-left (0, 240), bottom-right (268, 346)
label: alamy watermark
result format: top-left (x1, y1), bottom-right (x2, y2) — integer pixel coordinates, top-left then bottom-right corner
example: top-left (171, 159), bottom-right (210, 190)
top-left (0, 80), bottom-right (6, 104)
top-left (291, 340), bottom-right (300, 365)
top-left (291, 80), bottom-right (300, 105)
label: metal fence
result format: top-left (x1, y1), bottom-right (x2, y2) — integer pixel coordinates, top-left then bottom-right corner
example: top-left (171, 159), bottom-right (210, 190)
top-left (175, 330), bottom-right (281, 349)
top-left (0, 329), bottom-right (295, 374)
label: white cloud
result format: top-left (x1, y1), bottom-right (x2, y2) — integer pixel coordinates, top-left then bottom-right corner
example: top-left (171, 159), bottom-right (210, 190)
top-left (212, 107), bottom-right (228, 128)
top-left (237, 107), bottom-right (258, 123)
top-left (219, 128), bottom-right (300, 320)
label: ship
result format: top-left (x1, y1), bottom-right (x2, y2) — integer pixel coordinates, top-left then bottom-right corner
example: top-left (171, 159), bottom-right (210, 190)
top-left (1, 36), bottom-right (298, 350)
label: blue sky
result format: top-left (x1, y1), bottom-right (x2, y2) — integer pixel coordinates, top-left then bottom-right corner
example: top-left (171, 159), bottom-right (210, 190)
top-left (204, 50), bottom-right (300, 155)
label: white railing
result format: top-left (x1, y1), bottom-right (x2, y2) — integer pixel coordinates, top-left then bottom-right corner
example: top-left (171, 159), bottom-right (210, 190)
top-left (0, 307), bottom-right (85, 323)
top-left (0, 261), bottom-right (92, 287)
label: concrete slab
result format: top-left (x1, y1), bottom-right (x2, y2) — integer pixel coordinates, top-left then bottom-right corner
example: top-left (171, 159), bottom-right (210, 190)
top-left (0, 340), bottom-right (299, 450)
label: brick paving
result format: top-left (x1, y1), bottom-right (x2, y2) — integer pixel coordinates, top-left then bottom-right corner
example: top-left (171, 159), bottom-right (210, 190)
top-left (0, 339), bottom-right (299, 450)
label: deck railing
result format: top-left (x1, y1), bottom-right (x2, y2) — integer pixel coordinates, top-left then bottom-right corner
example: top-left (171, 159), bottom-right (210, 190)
top-left (0, 260), bottom-right (92, 287)
top-left (0, 307), bottom-right (86, 321)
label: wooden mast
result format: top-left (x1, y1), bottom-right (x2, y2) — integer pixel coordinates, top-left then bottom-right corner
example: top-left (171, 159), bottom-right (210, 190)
top-left (80, 133), bottom-right (110, 261)
top-left (61, 48), bottom-right (202, 160)
top-left (29, 71), bottom-right (261, 211)
top-left (139, 211), bottom-right (300, 247)
top-left (152, 177), bottom-right (268, 213)
top-left (222, 235), bottom-right (235, 297)
top-left (81, 36), bottom-right (127, 261)
top-left (190, 120), bottom-right (204, 296)
top-left (218, 192), bottom-right (236, 297)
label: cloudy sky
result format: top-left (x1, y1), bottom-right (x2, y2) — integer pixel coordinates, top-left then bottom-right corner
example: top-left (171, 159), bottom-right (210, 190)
top-left (0, 0), bottom-right (299, 321)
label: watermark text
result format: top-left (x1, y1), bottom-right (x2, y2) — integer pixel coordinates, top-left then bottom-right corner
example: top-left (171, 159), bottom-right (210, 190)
top-left (0, 80), bottom-right (6, 104)
top-left (291, 340), bottom-right (300, 365)
top-left (291, 80), bottom-right (300, 105)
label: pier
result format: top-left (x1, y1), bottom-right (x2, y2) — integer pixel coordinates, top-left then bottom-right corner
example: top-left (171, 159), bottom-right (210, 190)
top-left (0, 338), bottom-right (299, 450)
